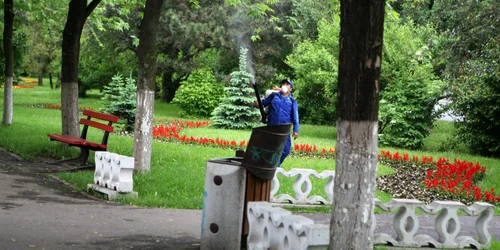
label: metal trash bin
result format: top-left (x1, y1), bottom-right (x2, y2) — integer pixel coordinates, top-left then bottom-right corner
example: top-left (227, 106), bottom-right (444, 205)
top-left (242, 124), bottom-right (292, 180)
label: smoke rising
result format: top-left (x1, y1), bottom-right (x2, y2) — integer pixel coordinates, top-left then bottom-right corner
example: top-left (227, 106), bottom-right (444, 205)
top-left (229, 7), bottom-right (256, 84)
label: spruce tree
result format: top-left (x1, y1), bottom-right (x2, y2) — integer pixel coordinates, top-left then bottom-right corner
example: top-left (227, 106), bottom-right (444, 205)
top-left (101, 73), bottom-right (137, 131)
top-left (211, 47), bottom-right (261, 129)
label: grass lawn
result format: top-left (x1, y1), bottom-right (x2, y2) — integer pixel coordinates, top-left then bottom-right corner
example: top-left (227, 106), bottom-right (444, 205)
top-left (1, 82), bottom-right (499, 215)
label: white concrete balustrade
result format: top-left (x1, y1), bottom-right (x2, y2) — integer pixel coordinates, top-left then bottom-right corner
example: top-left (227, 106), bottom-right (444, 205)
top-left (88, 152), bottom-right (136, 200)
top-left (247, 199), bottom-right (494, 250)
top-left (247, 202), bottom-right (329, 250)
top-left (374, 199), bottom-right (494, 249)
top-left (271, 168), bottom-right (335, 205)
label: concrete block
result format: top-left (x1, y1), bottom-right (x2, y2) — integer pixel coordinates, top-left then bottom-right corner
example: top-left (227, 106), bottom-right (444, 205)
top-left (102, 152), bottom-right (115, 188)
top-left (94, 151), bottom-right (106, 185)
top-left (87, 184), bottom-right (138, 200)
top-left (112, 155), bottom-right (134, 192)
top-left (201, 159), bottom-right (247, 250)
top-left (90, 152), bottom-right (135, 194)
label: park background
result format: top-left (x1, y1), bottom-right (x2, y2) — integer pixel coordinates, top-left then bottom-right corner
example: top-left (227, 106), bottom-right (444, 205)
top-left (0, 0), bottom-right (499, 213)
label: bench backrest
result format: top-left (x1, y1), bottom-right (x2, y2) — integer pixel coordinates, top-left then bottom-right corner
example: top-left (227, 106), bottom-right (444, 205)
top-left (80, 110), bottom-right (120, 146)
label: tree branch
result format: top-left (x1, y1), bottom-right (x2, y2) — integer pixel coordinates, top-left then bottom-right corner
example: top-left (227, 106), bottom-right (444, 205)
top-left (85, 0), bottom-right (102, 19)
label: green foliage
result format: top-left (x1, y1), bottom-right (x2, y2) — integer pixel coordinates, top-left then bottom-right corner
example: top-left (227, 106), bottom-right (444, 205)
top-left (101, 73), bottom-right (137, 131)
top-left (211, 47), bottom-right (261, 129)
top-left (155, 0), bottom-right (235, 102)
top-left (378, 21), bottom-right (445, 149)
top-left (78, 25), bottom-right (138, 97)
top-left (287, 16), bottom-right (444, 149)
top-left (424, 0), bottom-right (500, 157)
top-left (286, 0), bottom-right (337, 43)
top-left (452, 72), bottom-right (500, 157)
top-left (22, 21), bottom-right (60, 81)
top-left (172, 68), bottom-right (224, 118)
top-left (286, 19), bottom-right (339, 125)
top-left (0, 26), bottom-right (29, 79)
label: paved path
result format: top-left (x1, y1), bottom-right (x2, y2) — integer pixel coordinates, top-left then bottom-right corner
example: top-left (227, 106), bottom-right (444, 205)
top-left (0, 148), bottom-right (498, 250)
top-left (0, 149), bottom-right (201, 250)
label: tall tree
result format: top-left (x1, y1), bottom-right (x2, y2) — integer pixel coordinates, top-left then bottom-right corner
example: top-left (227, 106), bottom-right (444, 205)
top-left (329, 0), bottom-right (385, 249)
top-left (24, 23), bottom-right (61, 88)
top-left (133, 0), bottom-right (164, 171)
top-left (2, 0), bottom-right (14, 125)
top-left (154, 0), bottom-right (297, 103)
top-left (156, 0), bottom-right (231, 103)
top-left (60, 0), bottom-right (101, 136)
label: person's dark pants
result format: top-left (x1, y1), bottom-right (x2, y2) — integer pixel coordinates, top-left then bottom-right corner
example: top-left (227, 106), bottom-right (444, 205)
top-left (279, 134), bottom-right (291, 166)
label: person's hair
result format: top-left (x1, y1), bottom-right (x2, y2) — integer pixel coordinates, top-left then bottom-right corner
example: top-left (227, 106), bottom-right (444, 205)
top-left (280, 79), bottom-right (291, 85)
top-left (280, 79), bottom-right (294, 89)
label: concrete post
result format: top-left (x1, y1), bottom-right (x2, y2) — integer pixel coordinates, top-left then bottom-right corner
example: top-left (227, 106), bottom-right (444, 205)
top-left (201, 158), bottom-right (247, 250)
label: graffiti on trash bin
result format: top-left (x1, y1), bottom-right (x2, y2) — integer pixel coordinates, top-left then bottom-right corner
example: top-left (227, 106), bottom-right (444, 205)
top-left (248, 146), bottom-right (281, 165)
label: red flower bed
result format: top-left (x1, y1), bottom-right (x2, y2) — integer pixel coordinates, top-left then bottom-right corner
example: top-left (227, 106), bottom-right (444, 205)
top-left (14, 85), bottom-right (35, 89)
top-left (423, 158), bottom-right (498, 203)
top-left (293, 143), bottom-right (336, 159)
top-left (379, 150), bottom-right (435, 168)
top-left (152, 119), bottom-right (245, 148)
top-left (155, 118), bottom-right (211, 129)
top-left (42, 104), bottom-right (94, 111)
top-left (20, 78), bottom-right (38, 84)
top-left (380, 150), bottom-right (498, 204)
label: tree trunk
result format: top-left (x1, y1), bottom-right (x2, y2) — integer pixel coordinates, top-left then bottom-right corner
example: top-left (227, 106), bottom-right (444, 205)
top-left (155, 79), bottom-right (161, 99)
top-left (2, 0), bottom-right (14, 125)
top-left (56, 72), bottom-right (61, 89)
top-left (161, 71), bottom-right (169, 102)
top-left (38, 71), bottom-right (44, 86)
top-left (329, 1), bottom-right (385, 250)
top-left (49, 73), bottom-right (54, 89)
top-left (161, 69), bottom-right (181, 103)
top-left (60, 0), bottom-right (101, 136)
top-left (133, 0), bottom-right (165, 171)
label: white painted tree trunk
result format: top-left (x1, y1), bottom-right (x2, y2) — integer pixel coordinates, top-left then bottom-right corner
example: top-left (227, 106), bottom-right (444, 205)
top-left (330, 121), bottom-right (378, 250)
top-left (133, 89), bottom-right (155, 172)
top-left (2, 77), bottom-right (13, 125)
top-left (133, 0), bottom-right (164, 172)
top-left (330, 0), bottom-right (384, 248)
top-left (3, 0), bottom-right (14, 126)
top-left (61, 81), bottom-right (80, 137)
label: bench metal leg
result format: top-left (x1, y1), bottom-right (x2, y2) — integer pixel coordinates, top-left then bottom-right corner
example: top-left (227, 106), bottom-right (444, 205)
top-left (47, 148), bottom-right (91, 166)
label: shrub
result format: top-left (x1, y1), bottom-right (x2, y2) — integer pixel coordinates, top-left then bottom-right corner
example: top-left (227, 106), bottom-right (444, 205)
top-left (173, 68), bottom-right (224, 118)
top-left (437, 0), bottom-right (500, 157)
top-left (286, 19), bottom-right (339, 125)
top-left (101, 73), bottom-right (137, 131)
top-left (452, 73), bottom-right (500, 157)
top-left (378, 22), bottom-right (445, 149)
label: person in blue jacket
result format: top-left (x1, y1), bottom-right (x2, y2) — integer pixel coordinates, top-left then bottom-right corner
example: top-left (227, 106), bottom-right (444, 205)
top-left (261, 79), bottom-right (300, 166)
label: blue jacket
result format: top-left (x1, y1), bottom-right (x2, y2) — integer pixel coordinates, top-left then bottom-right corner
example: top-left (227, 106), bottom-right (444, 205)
top-left (262, 92), bottom-right (299, 134)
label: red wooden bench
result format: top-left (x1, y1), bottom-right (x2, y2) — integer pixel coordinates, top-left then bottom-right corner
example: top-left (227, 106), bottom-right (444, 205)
top-left (48, 110), bottom-right (120, 165)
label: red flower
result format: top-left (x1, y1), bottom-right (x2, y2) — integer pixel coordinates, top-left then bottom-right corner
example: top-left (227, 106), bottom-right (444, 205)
top-left (474, 187), bottom-right (482, 201)
top-left (392, 152), bottom-right (400, 161)
top-left (403, 153), bottom-right (409, 162)
top-left (412, 155), bottom-right (419, 162)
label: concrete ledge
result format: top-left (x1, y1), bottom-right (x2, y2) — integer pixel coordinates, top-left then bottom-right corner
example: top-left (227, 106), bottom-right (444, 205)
top-left (87, 184), bottom-right (138, 200)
